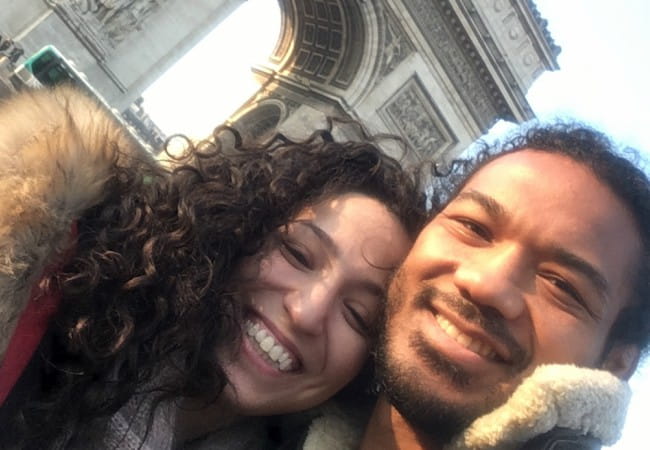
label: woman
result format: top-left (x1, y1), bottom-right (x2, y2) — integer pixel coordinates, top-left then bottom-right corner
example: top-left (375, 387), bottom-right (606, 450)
top-left (0, 86), bottom-right (426, 449)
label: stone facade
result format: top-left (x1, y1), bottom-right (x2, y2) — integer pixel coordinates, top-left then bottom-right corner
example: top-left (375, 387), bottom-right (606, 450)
top-left (0, 0), bottom-right (245, 110)
top-left (0, 0), bottom-right (558, 162)
top-left (230, 0), bottom-right (559, 162)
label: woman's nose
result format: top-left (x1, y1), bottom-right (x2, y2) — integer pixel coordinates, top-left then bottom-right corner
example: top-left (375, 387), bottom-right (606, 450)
top-left (453, 245), bottom-right (527, 321)
top-left (283, 279), bottom-right (337, 336)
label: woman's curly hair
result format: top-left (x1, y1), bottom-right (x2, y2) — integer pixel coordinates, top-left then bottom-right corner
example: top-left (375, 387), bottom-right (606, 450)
top-left (9, 123), bottom-right (427, 448)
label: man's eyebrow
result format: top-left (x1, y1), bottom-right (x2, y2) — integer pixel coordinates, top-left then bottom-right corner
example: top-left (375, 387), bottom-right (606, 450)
top-left (548, 245), bottom-right (609, 298)
top-left (455, 190), bottom-right (508, 222)
top-left (294, 220), bottom-right (338, 256)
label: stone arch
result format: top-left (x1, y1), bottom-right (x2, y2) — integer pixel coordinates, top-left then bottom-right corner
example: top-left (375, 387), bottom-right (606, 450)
top-left (232, 0), bottom-right (559, 162)
top-left (271, 0), bottom-right (366, 90)
top-left (233, 99), bottom-right (285, 142)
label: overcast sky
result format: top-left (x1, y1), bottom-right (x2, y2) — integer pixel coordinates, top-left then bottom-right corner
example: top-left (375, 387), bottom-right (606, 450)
top-left (513, 0), bottom-right (649, 153)
top-left (142, 2), bottom-right (649, 447)
top-left (142, 0), bottom-right (280, 139)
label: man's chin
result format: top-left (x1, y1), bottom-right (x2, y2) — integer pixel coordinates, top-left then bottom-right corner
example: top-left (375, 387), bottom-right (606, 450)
top-left (376, 345), bottom-right (514, 445)
top-left (378, 363), bottom-right (475, 444)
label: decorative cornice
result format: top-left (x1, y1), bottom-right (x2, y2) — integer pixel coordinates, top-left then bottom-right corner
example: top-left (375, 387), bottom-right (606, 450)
top-left (403, 0), bottom-right (509, 128)
top-left (457, 0), bottom-right (536, 121)
top-left (525, 0), bottom-right (561, 58)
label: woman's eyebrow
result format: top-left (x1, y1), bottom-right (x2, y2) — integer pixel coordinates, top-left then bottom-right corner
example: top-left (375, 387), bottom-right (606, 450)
top-left (294, 220), bottom-right (338, 256)
top-left (295, 221), bottom-right (390, 296)
top-left (352, 280), bottom-right (386, 299)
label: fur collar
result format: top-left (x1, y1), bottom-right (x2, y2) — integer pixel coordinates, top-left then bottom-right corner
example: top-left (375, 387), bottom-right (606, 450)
top-left (0, 86), bottom-right (141, 363)
top-left (447, 364), bottom-right (630, 449)
top-left (303, 364), bottom-right (631, 450)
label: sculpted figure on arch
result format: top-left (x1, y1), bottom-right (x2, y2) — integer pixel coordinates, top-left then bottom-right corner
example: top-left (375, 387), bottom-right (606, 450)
top-left (305, 123), bottom-right (650, 450)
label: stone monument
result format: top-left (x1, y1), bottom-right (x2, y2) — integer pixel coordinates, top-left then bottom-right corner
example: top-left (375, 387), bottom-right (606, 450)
top-left (0, 0), bottom-right (246, 110)
top-left (229, 0), bottom-right (559, 162)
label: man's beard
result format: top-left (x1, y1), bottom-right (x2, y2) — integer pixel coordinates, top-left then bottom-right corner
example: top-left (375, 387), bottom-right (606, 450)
top-left (375, 347), bottom-right (476, 444)
top-left (374, 276), bottom-right (529, 444)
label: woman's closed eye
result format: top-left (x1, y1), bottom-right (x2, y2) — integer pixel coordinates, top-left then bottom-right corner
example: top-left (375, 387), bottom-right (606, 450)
top-left (280, 238), bottom-right (313, 270)
top-left (343, 302), bottom-right (374, 337)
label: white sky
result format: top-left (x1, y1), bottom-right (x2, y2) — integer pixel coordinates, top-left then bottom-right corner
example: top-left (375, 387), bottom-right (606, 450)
top-left (491, 0), bottom-right (650, 155)
top-left (143, 1), bottom-right (650, 447)
top-left (142, 0), bottom-right (280, 138)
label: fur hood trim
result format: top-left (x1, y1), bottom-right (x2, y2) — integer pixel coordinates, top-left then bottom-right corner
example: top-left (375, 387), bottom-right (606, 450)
top-left (446, 364), bottom-right (631, 449)
top-left (303, 364), bottom-right (630, 450)
top-left (0, 86), bottom-right (142, 362)
top-left (302, 401), bottom-right (367, 450)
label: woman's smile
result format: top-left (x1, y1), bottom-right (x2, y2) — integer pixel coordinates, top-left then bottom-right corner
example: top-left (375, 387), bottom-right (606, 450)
top-left (244, 316), bottom-right (301, 373)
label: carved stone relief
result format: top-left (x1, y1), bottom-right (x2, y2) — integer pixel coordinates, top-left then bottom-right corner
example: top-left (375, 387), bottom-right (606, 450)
top-left (403, 0), bottom-right (500, 126)
top-left (457, 0), bottom-right (531, 117)
top-left (378, 7), bottom-right (414, 78)
top-left (49, 0), bottom-right (168, 52)
top-left (380, 75), bottom-right (456, 161)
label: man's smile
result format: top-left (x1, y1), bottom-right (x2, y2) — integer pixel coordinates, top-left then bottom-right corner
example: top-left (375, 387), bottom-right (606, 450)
top-left (434, 313), bottom-right (498, 361)
top-left (413, 285), bottom-right (527, 370)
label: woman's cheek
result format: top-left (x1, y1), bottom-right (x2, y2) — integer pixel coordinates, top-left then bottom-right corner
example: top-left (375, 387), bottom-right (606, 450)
top-left (329, 327), bottom-right (370, 384)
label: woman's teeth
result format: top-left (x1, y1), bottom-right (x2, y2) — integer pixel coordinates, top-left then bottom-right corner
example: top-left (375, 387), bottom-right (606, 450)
top-left (245, 320), bottom-right (296, 371)
top-left (435, 314), bottom-right (497, 360)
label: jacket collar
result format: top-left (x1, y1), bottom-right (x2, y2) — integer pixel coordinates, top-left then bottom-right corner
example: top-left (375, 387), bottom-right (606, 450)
top-left (301, 364), bottom-right (630, 450)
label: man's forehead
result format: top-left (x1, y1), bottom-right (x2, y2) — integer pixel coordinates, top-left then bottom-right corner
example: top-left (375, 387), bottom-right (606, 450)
top-left (464, 149), bottom-right (585, 186)
top-left (451, 149), bottom-right (634, 234)
top-left (448, 149), bottom-right (617, 217)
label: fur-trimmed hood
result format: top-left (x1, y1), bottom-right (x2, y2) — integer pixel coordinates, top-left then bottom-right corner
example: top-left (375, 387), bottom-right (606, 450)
top-left (0, 86), bottom-right (144, 363)
top-left (302, 364), bottom-right (631, 449)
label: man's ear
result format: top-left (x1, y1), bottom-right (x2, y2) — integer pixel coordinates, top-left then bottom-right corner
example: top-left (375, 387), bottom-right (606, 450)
top-left (600, 343), bottom-right (641, 380)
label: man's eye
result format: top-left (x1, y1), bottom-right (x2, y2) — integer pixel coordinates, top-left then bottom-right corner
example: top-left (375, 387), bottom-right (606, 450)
top-left (280, 240), bottom-right (313, 270)
top-left (456, 218), bottom-right (492, 241)
top-left (539, 272), bottom-right (596, 318)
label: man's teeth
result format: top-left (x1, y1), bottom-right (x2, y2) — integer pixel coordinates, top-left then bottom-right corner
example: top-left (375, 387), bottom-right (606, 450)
top-left (245, 320), bottom-right (295, 371)
top-left (435, 314), bottom-right (497, 360)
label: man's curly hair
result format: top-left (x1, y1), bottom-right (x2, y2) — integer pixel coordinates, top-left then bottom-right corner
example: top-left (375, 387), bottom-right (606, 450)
top-left (9, 124), bottom-right (427, 448)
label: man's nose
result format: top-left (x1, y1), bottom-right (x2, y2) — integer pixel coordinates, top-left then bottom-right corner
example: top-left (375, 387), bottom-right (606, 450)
top-left (453, 245), bottom-right (526, 320)
top-left (283, 279), bottom-right (336, 335)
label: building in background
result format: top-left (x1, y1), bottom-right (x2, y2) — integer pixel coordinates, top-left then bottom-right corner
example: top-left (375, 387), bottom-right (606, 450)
top-left (2, 0), bottom-right (243, 110)
top-left (0, 0), bottom-right (558, 161)
top-left (0, 0), bottom-right (244, 151)
top-left (230, 0), bottom-right (559, 162)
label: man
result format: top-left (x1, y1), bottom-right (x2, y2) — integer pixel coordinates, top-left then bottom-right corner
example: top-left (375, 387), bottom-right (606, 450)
top-left (359, 123), bottom-right (650, 449)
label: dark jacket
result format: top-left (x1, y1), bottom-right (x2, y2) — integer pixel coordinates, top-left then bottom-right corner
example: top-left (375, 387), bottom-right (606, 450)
top-left (521, 427), bottom-right (601, 450)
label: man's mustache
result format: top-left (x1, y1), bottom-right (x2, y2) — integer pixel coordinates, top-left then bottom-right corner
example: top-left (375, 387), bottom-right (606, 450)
top-left (414, 285), bottom-right (528, 367)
